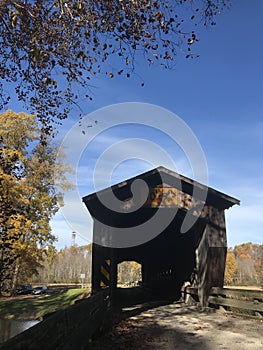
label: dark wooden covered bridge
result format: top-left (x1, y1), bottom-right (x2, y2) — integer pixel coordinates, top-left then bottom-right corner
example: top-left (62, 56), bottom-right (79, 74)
top-left (83, 166), bottom-right (239, 307)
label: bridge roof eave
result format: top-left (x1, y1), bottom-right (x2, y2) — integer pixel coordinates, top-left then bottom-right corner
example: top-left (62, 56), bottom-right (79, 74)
top-left (82, 166), bottom-right (240, 215)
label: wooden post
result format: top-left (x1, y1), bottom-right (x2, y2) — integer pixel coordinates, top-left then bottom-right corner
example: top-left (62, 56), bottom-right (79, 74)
top-left (196, 207), bottom-right (227, 308)
top-left (109, 249), bottom-right (117, 305)
top-left (91, 243), bottom-right (102, 294)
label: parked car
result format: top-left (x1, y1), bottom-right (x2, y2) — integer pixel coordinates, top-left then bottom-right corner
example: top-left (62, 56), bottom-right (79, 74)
top-left (16, 284), bottom-right (33, 295)
top-left (32, 285), bottom-right (47, 295)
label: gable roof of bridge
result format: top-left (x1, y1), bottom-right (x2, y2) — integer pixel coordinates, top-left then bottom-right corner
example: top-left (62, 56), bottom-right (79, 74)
top-left (83, 166), bottom-right (240, 212)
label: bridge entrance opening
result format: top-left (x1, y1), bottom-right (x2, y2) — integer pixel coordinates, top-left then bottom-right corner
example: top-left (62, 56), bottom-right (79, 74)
top-left (117, 261), bottom-right (142, 288)
top-left (83, 167), bottom-right (239, 307)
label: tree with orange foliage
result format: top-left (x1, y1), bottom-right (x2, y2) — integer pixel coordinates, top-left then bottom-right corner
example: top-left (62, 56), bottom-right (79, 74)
top-left (224, 252), bottom-right (238, 285)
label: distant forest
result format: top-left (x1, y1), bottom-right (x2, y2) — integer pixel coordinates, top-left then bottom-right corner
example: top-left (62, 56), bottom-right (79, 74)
top-left (225, 242), bottom-right (263, 286)
top-left (32, 242), bottom-right (263, 288)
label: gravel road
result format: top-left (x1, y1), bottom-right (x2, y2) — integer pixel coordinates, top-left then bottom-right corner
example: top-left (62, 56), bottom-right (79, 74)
top-left (91, 302), bottom-right (263, 350)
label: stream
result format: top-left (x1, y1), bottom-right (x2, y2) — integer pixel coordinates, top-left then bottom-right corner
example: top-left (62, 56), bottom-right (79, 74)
top-left (0, 318), bottom-right (39, 344)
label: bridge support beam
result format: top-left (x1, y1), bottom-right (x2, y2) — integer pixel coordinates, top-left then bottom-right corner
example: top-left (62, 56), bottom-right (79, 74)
top-left (196, 209), bottom-right (227, 308)
top-left (91, 245), bottom-right (114, 295)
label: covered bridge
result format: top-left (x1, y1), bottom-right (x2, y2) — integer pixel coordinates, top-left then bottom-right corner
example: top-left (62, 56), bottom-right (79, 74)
top-left (83, 166), bottom-right (239, 307)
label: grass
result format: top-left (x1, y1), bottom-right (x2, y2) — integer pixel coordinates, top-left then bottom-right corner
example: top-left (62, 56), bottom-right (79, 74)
top-left (0, 288), bottom-right (90, 320)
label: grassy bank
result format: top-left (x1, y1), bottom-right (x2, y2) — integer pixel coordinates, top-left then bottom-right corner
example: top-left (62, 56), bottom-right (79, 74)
top-left (0, 288), bottom-right (90, 320)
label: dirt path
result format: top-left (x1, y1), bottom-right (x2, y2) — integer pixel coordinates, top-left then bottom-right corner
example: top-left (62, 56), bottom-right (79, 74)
top-left (91, 303), bottom-right (263, 350)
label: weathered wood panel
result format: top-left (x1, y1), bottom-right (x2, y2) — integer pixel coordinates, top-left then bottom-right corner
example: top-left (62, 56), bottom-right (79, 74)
top-left (195, 209), bottom-right (227, 308)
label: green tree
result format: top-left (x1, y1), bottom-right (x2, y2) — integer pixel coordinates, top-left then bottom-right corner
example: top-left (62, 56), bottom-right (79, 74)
top-left (0, 0), bottom-right (230, 133)
top-left (0, 110), bottom-right (71, 294)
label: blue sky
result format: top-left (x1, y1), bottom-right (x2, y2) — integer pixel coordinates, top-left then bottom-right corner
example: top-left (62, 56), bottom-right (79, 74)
top-left (4, 1), bottom-right (263, 249)
top-left (52, 0), bottom-right (263, 249)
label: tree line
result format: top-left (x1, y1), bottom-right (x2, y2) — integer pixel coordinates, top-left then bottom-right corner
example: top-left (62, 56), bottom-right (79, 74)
top-left (33, 244), bottom-right (142, 286)
top-left (224, 242), bottom-right (263, 286)
top-left (33, 244), bottom-right (92, 285)
top-left (33, 242), bottom-right (262, 288)
top-left (9, 239), bottom-right (263, 289)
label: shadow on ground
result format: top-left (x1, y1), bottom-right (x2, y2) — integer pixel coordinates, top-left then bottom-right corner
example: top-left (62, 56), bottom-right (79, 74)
top-left (91, 287), bottom-right (211, 350)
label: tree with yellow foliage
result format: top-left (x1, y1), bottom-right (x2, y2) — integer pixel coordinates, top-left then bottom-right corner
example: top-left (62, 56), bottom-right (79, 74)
top-left (0, 110), bottom-right (71, 295)
top-left (224, 251), bottom-right (238, 285)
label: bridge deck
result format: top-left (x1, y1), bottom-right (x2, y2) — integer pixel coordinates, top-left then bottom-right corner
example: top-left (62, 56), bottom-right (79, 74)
top-left (92, 289), bottom-right (263, 350)
top-left (92, 298), bottom-right (263, 350)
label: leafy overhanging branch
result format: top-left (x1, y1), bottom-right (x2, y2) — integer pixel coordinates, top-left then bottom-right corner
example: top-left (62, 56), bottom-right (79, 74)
top-left (0, 0), bottom-right (230, 134)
